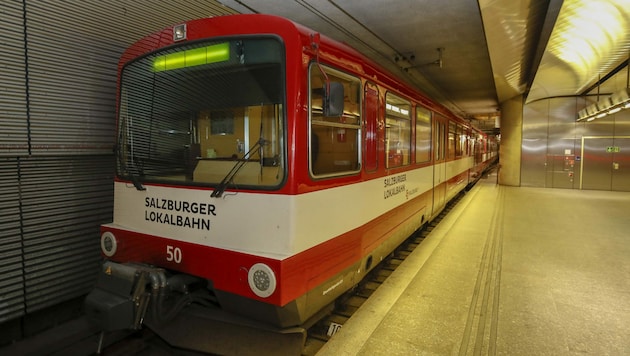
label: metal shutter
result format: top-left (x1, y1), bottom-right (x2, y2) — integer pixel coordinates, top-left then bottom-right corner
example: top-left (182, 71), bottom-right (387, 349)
top-left (0, 1), bottom-right (29, 156)
top-left (0, 159), bottom-right (25, 323)
top-left (19, 156), bottom-right (114, 312)
top-left (0, 0), bottom-right (236, 321)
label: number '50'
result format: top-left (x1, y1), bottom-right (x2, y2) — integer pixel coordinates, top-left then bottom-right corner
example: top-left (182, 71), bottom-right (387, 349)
top-left (166, 245), bottom-right (182, 263)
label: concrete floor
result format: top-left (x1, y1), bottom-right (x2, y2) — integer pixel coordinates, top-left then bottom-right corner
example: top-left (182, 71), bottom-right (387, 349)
top-left (318, 177), bottom-right (630, 355)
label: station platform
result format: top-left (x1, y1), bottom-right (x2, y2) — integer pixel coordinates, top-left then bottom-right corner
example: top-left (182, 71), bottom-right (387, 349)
top-left (317, 175), bottom-right (630, 355)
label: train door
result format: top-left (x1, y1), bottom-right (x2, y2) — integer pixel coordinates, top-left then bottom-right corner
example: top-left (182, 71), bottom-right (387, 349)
top-left (432, 115), bottom-right (447, 214)
top-left (364, 82), bottom-right (379, 172)
top-left (580, 136), bottom-right (630, 191)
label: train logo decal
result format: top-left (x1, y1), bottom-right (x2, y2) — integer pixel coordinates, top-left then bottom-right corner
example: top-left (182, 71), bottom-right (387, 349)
top-left (383, 173), bottom-right (407, 199)
top-left (144, 196), bottom-right (217, 231)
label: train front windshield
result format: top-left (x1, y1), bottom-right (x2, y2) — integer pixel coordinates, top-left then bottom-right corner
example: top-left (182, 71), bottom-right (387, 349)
top-left (117, 37), bottom-right (286, 190)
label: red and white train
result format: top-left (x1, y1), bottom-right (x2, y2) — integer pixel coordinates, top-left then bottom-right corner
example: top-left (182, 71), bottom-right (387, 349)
top-left (86, 13), bottom-right (497, 351)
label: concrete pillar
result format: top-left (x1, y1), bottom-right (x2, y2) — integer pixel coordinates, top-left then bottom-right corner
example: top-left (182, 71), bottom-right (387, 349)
top-left (499, 95), bottom-right (523, 186)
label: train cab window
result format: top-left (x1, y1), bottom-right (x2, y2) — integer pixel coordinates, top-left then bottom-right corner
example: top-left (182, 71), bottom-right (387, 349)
top-left (309, 65), bottom-right (361, 177)
top-left (116, 37), bottom-right (286, 190)
top-left (385, 93), bottom-right (411, 168)
top-left (415, 106), bottom-right (431, 163)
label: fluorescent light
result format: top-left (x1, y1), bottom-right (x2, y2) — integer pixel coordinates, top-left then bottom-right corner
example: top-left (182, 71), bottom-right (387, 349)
top-left (577, 88), bottom-right (630, 122)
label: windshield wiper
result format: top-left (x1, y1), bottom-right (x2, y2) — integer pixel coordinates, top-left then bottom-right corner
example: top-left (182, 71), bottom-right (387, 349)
top-left (211, 138), bottom-right (267, 198)
top-left (115, 145), bottom-right (146, 191)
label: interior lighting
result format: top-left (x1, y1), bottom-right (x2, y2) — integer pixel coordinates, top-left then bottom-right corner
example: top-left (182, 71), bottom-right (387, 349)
top-left (550, 1), bottom-right (625, 81)
top-left (386, 103), bottom-right (409, 116)
top-left (577, 87), bottom-right (630, 122)
top-left (569, 0), bottom-right (630, 122)
top-left (153, 42), bottom-right (230, 72)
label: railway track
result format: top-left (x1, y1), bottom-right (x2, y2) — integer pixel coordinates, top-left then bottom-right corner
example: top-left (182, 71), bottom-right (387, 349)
top-left (100, 191), bottom-right (466, 356)
top-left (99, 328), bottom-right (209, 355)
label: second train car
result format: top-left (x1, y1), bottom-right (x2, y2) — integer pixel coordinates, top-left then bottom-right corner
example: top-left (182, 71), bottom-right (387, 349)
top-left (85, 13), bottom-right (497, 352)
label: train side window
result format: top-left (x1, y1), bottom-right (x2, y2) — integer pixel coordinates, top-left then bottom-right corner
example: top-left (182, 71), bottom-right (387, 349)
top-left (309, 64), bottom-right (361, 177)
top-left (385, 93), bottom-right (411, 168)
top-left (474, 135), bottom-right (483, 164)
top-left (466, 129), bottom-right (473, 156)
top-left (415, 106), bottom-right (431, 163)
top-left (456, 124), bottom-right (463, 157)
top-left (441, 122), bottom-right (447, 159)
top-left (435, 122), bottom-right (441, 161)
top-left (440, 121), bottom-right (447, 161)
top-left (448, 122), bottom-right (456, 159)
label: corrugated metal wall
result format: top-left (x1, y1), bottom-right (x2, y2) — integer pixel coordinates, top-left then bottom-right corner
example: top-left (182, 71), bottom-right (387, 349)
top-left (20, 156), bottom-right (114, 312)
top-left (0, 0), bottom-right (236, 327)
top-left (1, 1), bottom-right (29, 155)
top-left (0, 159), bottom-right (24, 322)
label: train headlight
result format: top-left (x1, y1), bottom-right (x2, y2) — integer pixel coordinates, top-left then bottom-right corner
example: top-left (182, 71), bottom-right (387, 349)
top-left (248, 263), bottom-right (276, 298)
top-left (100, 231), bottom-right (118, 257)
top-left (173, 24), bottom-right (186, 42)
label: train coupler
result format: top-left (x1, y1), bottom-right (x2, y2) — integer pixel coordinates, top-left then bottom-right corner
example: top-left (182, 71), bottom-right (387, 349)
top-left (84, 261), bottom-right (164, 332)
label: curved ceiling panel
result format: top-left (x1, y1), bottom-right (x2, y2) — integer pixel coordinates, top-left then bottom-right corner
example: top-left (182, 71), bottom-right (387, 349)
top-left (527, 0), bottom-right (630, 103)
top-left (479, 0), bottom-right (552, 103)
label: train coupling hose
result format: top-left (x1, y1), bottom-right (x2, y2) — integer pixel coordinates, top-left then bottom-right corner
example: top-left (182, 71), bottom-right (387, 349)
top-left (84, 261), bottom-right (167, 332)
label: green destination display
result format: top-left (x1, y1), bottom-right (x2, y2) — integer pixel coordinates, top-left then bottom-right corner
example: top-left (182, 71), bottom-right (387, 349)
top-left (153, 42), bottom-right (229, 72)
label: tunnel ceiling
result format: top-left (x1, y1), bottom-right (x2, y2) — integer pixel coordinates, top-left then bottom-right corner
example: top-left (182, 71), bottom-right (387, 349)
top-left (217, 0), bottom-right (630, 123)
